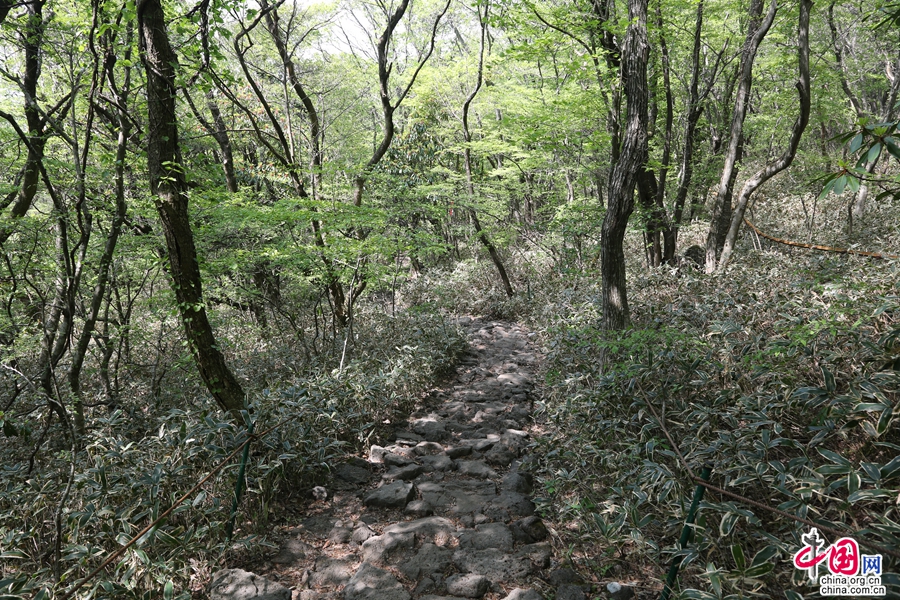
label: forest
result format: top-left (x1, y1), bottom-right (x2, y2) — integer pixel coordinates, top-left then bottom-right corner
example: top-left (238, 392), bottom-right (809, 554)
top-left (1, 0), bottom-right (899, 598)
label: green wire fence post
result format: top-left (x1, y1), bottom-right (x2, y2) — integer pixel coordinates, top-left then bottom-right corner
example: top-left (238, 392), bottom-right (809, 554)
top-left (660, 466), bottom-right (713, 600)
top-left (226, 413), bottom-right (254, 542)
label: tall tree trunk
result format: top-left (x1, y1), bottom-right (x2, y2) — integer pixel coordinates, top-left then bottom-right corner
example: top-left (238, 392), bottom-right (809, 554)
top-left (137, 0), bottom-right (245, 419)
top-left (718, 0), bottom-right (811, 272)
top-left (461, 0), bottom-right (514, 298)
top-left (705, 0), bottom-right (776, 272)
top-left (0, 0), bottom-right (48, 245)
top-left (70, 20), bottom-right (134, 434)
top-left (601, 0), bottom-right (649, 331)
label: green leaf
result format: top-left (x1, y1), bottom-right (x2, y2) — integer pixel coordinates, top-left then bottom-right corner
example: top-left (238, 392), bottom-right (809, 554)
top-left (821, 366), bottom-right (835, 393)
top-left (731, 543), bottom-right (746, 570)
top-left (817, 447), bottom-right (851, 466)
top-left (850, 132), bottom-right (864, 152)
top-left (164, 580), bottom-right (174, 600)
top-left (848, 471), bottom-right (861, 494)
top-left (867, 142), bottom-right (883, 164)
top-left (720, 512), bottom-right (739, 536)
top-left (876, 408), bottom-right (893, 436)
top-left (881, 455), bottom-right (900, 479)
top-left (751, 545), bottom-right (779, 566)
top-left (833, 175), bottom-right (847, 195)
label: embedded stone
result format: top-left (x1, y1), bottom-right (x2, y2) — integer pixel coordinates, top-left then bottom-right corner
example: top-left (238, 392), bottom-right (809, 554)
top-left (311, 557), bottom-right (356, 587)
top-left (404, 499), bottom-right (434, 517)
top-left (420, 454), bottom-right (453, 472)
top-left (510, 516), bottom-right (548, 543)
top-left (398, 543), bottom-right (453, 581)
top-left (343, 564), bottom-right (411, 600)
top-left (361, 531), bottom-right (415, 565)
top-left (453, 548), bottom-right (532, 581)
top-left (446, 446), bottom-right (473, 459)
top-left (363, 482), bottom-right (415, 509)
top-left (456, 460), bottom-right (498, 479)
top-left (210, 569), bottom-right (290, 600)
top-left (445, 574), bottom-right (490, 598)
top-left (457, 523), bottom-right (514, 551)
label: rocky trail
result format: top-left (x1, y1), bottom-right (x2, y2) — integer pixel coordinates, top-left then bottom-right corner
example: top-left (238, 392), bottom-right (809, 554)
top-left (209, 318), bottom-right (635, 600)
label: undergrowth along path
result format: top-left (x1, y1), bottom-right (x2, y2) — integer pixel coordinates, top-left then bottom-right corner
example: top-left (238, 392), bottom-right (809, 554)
top-left (212, 318), bottom-right (584, 600)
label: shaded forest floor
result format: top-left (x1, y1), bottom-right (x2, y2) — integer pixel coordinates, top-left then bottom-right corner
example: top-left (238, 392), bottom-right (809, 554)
top-left (217, 318), bottom-right (645, 600)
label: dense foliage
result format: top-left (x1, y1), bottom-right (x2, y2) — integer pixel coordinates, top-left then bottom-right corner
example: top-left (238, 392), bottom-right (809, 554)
top-left (0, 0), bottom-right (898, 597)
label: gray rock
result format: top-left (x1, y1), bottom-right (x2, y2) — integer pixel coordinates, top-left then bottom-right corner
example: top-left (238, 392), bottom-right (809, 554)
top-left (556, 585), bottom-right (585, 600)
top-left (457, 523), bottom-right (513, 551)
top-left (384, 453), bottom-right (415, 468)
top-left (383, 464), bottom-right (423, 481)
top-left (510, 516), bottom-right (548, 543)
top-left (329, 526), bottom-right (353, 544)
top-left (398, 543), bottom-right (453, 580)
top-left (420, 454), bottom-right (454, 472)
top-left (452, 548), bottom-right (532, 581)
top-left (446, 446), bottom-right (472, 459)
top-left (352, 523), bottom-right (377, 543)
top-left (370, 445), bottom-right (388, 463)
top-left (501, 472), bottom-right (533, 494)
top-left (445, 574), bottom-right (490, 598)
top-left (472, 439), bottom-right (495, 452)
top-left (343, 563), bottom-right (411, 600)
top-left (413, 578), bottom-right (436, 595)
top-left (456, 460), bottom-right (498, 479)
top-left (336, 463), bottom-right (371, 484)
top-left (497, 372), bottom-right (531, 388)
top-left (411, 419), bottom-right (449, 442)
top-left (500, 590), bottom-right (543, 600)
top-left (363, 482), bottom-right (415, 509)
top-left (383, 516), bottom-right (455, 543)
top-left (272, 538), bottom-right (312, 564)
top-left (418, 481), bottom-right (496, 514)
top-left (517, 543), bottom-right (552, 569)
top-left (210, 569), bottom-right (291, 600)
top-left (311, 557), bottom-right (357, 587)
top-left (404, 499), bottom-right (434, 517)
top-left (484, 443), bottom-right (517, 467)
top-left (300, 592), bottom-right (339, 600)
top-left (395, 429), bottom-right (425, 443)
top-left (485, 492), bottom-right (535, 518)
top-left (415, 441), bottom-right (445, 455)
top-left (361, 531), bottom-right (415, 565)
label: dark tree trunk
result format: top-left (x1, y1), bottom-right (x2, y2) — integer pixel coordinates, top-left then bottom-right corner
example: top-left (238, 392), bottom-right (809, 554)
top-left (0, 0), bottom-right (48, 245)
top-left (718, 0), bottom-right (811, 271)
top-left (601, 0), bottom-right (649, 331)
top-left (137, 0), bottom-right (245, 419)
top-left (462, 0), bottom-right (514, 298)
top-left (705, 0), bottom-right (776, 272)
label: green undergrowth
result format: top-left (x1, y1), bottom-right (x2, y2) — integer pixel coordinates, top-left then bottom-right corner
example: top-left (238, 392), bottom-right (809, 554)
top-left (529, 253), bottom-right (900, 598)
top-left (405, 234), bottom-right (900, 599)
top-left (0, 307), bottom-right (465, 599)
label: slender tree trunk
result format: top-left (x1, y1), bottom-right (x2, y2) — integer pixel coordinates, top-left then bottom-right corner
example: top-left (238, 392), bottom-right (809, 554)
top-left (705, 0), bottom-right (776, 272)
top-left (70, 23), bottom-right (134, 434)
top-left (0, 0), bottom-right (48, 244)
top-left (672, 0), bottom-right (707, 230)
top-left (462, 0), bottom-right (513, 298)
top-left (601, 0), bottom-right (649, 331)
top-left (718, 0), bottom-right (811, 272)
top-left (137, 0), bottom-right (245, 419)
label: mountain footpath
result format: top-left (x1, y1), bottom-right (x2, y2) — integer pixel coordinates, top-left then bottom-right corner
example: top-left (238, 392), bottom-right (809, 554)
top-left (207, 318), bottom-right (633, 600)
